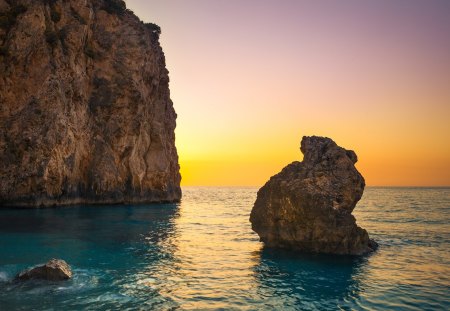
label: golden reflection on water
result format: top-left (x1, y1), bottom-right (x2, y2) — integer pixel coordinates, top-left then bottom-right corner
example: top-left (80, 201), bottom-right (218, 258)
top-left (132, 187), bottom-right (450, 310)
top-left (141, 187), bottom-right (263, 309)
top-left (0, 187), bottom-right (448, 309)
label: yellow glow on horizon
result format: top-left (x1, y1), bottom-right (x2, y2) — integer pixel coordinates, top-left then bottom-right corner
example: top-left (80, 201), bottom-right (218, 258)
top-left (176, 98), bottom-right (450, 187)
top-left (124, 0), bottom-right (450, 187)
top-left (171, 58), bottom-right (450, 186)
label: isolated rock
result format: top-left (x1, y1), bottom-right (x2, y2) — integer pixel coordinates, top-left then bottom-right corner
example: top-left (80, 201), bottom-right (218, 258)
top-left (16, 259), bottom-right (72, 281)
top-left (250, 136), bottom-right (377, 255)
top-left (0, 0), bottom-right (181, 207)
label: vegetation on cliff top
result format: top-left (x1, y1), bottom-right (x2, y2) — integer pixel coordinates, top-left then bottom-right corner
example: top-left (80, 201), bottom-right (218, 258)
top-left (103, 0), bottom-right (126, 15)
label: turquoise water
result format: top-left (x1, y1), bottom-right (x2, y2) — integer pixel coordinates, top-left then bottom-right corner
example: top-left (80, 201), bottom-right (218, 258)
top-left (0, 187), bottom-right (449, 310)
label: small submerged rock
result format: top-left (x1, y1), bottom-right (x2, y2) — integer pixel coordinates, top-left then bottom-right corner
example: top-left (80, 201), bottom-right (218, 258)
top-left (16, 259), bottom-right (72, 281)
top-left (250, 136), bottom-right (377, 255)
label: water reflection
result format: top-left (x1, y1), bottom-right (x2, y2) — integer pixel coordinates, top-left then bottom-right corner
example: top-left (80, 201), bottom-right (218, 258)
top-left (0, 204), bottom-right (180, 245)
top-left (132, 187), bottom-right (263, 310)
top-left (1, 187), bottom-right (449, 310)
top-left (125, 187), bottom-right (372, 310)
top-left (253, 248), bottom-right (369, 310)
top-left (0, 204), bottom-right (181, 310)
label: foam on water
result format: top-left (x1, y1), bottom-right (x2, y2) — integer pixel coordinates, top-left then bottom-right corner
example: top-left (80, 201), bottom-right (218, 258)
top-left (0, 271), bottom-right (8, 283)
top-left (0, 187), bottom-right (449, 310)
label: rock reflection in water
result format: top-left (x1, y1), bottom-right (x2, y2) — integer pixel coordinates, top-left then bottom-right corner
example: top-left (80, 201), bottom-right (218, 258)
top-left (254, 248), bottom-right (368, 310)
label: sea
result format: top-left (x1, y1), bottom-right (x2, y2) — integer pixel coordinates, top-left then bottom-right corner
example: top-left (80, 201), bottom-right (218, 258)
top-left (0, 187), bottom-right (449, 310)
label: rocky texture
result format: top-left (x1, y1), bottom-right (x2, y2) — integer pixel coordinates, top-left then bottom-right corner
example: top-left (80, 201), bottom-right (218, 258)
top-left (250, 136), bottom-right (377, 255)
top-left (0, 0), bottom-right (181, 207)
top-left (16, 259), bottom-right (72, 281)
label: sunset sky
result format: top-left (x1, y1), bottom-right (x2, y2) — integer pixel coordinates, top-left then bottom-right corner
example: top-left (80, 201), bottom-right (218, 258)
top-left (127, 0), bottom-right (450, 186)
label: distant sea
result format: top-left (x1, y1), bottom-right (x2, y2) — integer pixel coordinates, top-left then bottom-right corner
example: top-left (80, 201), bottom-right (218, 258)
top-left (0, 187), bottom-right (449, 310)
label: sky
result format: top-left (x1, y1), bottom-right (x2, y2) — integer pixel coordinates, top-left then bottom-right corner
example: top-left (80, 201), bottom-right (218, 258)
top-left (126, 0), bottom-right (450, 186)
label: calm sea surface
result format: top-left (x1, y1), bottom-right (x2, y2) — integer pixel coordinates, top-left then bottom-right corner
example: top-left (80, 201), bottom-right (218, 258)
top-left (0, 187), bottom-right (449, 310)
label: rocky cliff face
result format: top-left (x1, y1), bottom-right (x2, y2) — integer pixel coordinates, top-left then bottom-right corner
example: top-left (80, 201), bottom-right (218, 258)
top-left (250, 136), bottom-right (377, 255)
top-left (0, 0), bottom-right (181, 207)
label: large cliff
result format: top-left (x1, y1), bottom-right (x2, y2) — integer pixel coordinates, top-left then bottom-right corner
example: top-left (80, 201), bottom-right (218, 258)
top-left (0, 0), bottom-right (181, 207)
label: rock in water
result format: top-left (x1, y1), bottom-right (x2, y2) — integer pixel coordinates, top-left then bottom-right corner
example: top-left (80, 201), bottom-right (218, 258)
top-left (16, 259), bottom-right (72, 281)
top-left (250, 136), bottom-right (377, 255)
top-left (0, 0), bottom-right (181, 207)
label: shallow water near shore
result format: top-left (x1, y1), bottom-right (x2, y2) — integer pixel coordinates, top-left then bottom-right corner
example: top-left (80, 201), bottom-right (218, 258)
top-left (0, 187), bottom-right (449, 310)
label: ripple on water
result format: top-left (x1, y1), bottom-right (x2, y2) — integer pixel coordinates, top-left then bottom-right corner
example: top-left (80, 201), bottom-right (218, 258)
top-left (0, 187), bottom-right (449, 310)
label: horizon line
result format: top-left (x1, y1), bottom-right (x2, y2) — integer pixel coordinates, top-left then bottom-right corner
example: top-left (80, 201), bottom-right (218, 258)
top-left (180, 185), bottom-right (450, 188)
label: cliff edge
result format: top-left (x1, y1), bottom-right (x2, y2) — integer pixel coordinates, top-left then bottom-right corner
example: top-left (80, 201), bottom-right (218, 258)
top-left (0, 0), bottom-right (181, 207)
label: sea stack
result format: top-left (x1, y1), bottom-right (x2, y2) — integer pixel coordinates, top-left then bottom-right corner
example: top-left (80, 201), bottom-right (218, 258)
top-left (0, 0), bottom-right (181, 207)
top-left (250, 136), bottom-right (377, 255)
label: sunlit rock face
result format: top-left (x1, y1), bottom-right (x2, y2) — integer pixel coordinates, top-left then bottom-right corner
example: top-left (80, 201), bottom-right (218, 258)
top-left (250, 136), bottom-right (377, 255)
top-left (0, 0), bottom-right (181, 207)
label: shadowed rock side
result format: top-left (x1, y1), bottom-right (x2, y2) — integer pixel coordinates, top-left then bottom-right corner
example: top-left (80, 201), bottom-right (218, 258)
top-left (0, 0), bottom-right (181, 207)
top-left (250, 136), bottom-right (377, 255)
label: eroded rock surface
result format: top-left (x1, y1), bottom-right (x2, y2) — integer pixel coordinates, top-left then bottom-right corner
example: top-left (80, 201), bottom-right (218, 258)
top-left (16, 259), bottom-right (72, 281)
top-left (250, 136), bottom-right (377, 255)
top-left (0, 0), bottom-right (181, 207)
